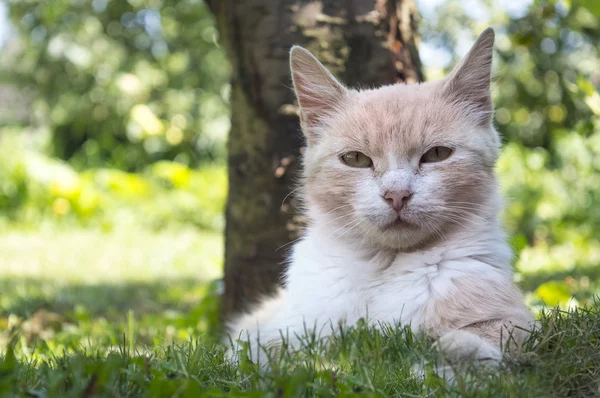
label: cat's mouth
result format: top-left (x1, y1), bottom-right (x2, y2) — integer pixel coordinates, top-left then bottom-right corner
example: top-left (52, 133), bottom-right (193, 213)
top-left (383, 214), bottom-right (415, 230)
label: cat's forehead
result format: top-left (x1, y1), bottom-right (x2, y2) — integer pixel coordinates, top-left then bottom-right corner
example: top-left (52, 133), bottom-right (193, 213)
top-left (331, 81), bottom-right (463, 158)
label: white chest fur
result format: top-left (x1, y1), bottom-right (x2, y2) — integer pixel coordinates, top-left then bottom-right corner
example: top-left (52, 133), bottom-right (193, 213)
top-left (271, 225), bottom-right (513, 338)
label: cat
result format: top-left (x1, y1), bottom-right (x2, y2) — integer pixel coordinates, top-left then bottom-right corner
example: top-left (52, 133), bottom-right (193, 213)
top-left (226, 28), bottom-right (534, 374)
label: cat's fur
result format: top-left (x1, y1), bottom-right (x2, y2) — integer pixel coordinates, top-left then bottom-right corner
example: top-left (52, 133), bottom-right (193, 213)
top-left (227, 28), bottom-right (533, 370)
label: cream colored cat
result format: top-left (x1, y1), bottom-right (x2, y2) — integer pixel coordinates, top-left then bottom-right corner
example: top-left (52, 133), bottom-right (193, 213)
top-left (227, 28), bottom-right (533, 373)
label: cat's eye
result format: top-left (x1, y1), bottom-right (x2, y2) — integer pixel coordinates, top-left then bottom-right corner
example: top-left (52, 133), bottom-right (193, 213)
top-left (340, 151), bottom-right (373, 168)
top-left (420, 146), bottom-right (453, 164)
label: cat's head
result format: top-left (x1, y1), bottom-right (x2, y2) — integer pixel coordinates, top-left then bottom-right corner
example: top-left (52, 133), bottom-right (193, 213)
top-left (290, 28), bottom-right (502, 252)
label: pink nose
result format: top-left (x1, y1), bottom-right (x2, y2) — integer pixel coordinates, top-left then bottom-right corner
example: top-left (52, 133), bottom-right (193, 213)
top-left (384, 190), bottom-right (412, 212)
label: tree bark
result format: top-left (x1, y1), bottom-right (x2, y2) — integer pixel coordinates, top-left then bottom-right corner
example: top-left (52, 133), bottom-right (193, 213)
top-left (208, 0), bottom-right (423, 319)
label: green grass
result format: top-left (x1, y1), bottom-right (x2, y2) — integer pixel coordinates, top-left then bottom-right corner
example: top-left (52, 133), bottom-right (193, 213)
top-left (2, 307), bottom-right (600, 397)
top-left (0, 227), bottom-right (223, 362)
top-left (1, 227), bottom-right (600, 397)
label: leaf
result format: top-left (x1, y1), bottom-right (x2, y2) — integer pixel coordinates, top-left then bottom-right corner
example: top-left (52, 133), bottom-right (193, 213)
top-left (535, 281), bottom-right (572, 306)
top-left (580, 0), bottom-right (600, 19)
top-left (0, 344), bottom-right (16, 371)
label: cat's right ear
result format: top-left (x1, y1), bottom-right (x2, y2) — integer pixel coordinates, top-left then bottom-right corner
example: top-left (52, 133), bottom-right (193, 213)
top-left (290, 46), bottom-right (346, 143)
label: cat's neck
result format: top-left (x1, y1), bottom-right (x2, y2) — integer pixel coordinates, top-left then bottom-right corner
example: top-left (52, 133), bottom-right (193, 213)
top-left (305, 210), bottom-right (512, 273)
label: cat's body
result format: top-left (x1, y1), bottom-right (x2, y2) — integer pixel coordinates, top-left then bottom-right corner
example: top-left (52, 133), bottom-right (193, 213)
top-left (232, 219), bottom-right (531, 366)
top-left (227, 28), bottom-right (533, 369)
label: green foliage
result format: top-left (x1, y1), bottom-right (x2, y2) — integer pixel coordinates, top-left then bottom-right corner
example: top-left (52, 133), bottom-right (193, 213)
top-left (495, 0), bottom-right (600, 310)
top-left (4, 0), bottom-right (230, 170)
top-left (494, 1), bottom-right (600, 310)
top-left (0, 129), bottom-right (226, 231)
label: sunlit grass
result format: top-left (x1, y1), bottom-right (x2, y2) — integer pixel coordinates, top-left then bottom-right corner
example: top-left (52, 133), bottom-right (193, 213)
top-left (0, 226), bottom-right (222, 282)
top-left (0, 226), bottom-right (223, 362)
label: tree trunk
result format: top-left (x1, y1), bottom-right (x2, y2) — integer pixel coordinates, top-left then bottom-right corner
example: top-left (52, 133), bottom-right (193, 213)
top-left (208, 0), bottom-right (423, 319)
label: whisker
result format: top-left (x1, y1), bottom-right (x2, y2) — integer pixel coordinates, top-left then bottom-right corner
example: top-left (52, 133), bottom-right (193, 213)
top-left (319, 212), bottom-right (355, 229)
top-left (427, 205), bottom-right (489, 224)
top-left (432, 213), bottom-right (474, 231)
top-left (357, 222), bottom-right (372, 252)
top-left (444, 209), bottom-right (488, 224)
top-left (337, 219), bottom-right (365, 240)
top-left (446, 201), bottom-right (490, 207)
top-left (424, 217), bottom-right (445, 242)
top-left (274, 236), bottom-right (304, 253)
top-left (275, 210), bottom-right (354, 252)
top-left (327, 218), bottom-right (368, 247)
top-left (321, 203), bottom-right (354, 217)
top-left (281, 186), bottom-right (303, 207)
top-left (421, 216), bottom-right (442, 242)
top-left (327, 218), bottom-right (363, 241)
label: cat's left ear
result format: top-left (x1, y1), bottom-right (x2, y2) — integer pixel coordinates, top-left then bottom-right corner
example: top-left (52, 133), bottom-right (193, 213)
top-left (442, 28), bottom-right (495, 127)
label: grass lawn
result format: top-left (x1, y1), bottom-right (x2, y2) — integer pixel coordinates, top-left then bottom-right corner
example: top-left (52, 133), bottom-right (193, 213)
top-left (1, 227), bottom-right (599, 397)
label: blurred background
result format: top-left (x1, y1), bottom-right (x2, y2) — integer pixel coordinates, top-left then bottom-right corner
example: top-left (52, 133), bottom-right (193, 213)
top-left (0, 0), bottom-right (599, 357)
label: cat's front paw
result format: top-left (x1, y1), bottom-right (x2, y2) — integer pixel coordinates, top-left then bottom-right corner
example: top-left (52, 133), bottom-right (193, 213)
top-left (429, 330), bottom-right (502, 383)
top-left (435, 329), bottom-right (502, 364)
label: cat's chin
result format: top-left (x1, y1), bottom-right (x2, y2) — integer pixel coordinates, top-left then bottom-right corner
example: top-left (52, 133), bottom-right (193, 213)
top-left (378, 232), bottom-right (440, 252)
top-left (380, 215), bottom-right (415, 230)
top-left (359, 214), bottom-right (447, 252)
top-left (353, 221), bottom-right (423, 251)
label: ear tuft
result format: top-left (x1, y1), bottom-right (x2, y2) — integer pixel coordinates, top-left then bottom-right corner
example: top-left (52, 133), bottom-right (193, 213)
top-left (443, 28), bottom-right (495, 126)
top-left (290, 46), bottom-right (346, 142)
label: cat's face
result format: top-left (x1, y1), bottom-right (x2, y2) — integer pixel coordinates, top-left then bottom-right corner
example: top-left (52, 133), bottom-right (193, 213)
top-left (291, 29), bottom-right (501, 251)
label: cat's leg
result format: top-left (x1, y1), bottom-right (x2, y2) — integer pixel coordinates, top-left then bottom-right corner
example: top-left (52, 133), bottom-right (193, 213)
top-left (432, 313), bottom-right (534, 381)
top-left (224, 290), bottom-right (288, 367)
top-left (423, 275), bottom-right (535, 380)
top-left (428, 329), bottom-right (500, 382)
top-left (435, 329), bottom-right (502, 364)
top-left (411, 328), bottom-right (501, 382)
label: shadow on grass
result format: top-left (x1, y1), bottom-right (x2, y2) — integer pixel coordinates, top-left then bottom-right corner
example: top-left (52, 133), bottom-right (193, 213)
top-left (1, 277), bottom-right (216, 317)
top-left (0, 277), bottom-right (222, 348)
top-left (519, 265), bottom-right (600, 291)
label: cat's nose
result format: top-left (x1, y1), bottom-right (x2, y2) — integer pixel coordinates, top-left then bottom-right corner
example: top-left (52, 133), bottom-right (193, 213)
top-left (383, 190), bottom-right (412, 212)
